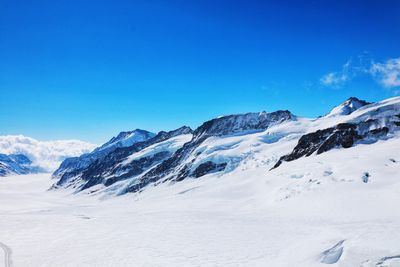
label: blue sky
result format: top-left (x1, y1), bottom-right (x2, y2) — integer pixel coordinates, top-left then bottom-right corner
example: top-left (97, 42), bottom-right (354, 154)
top-left (1, 0), bottom-right (399, 143)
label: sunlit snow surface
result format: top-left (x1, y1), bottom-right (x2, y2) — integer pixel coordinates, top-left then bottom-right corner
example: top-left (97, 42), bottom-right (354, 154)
top-left (1, 133), bottom-right (400, 266)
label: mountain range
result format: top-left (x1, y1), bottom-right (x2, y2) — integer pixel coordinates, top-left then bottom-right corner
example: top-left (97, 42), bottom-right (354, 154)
top-left (51, 96), bottom-right (400, 196)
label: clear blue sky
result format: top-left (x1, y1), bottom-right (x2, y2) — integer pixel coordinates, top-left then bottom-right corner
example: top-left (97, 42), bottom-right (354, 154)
top-left (1, 0), bottom-right (399, 144)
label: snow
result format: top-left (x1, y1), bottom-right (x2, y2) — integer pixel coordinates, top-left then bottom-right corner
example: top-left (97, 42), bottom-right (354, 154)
top-left (1, 133), bottom-right (400, 266)
top-left (121, 134), bottom-right (192, 166)
top-left (320, 240), bottom-right (345, 264)
top-left (2, 96), bottom-right (400, 266)
top-left (0, 135), bottom-right (96, 171)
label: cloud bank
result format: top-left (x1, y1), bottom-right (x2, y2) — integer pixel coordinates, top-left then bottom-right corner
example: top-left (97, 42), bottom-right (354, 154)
top-left (320, 56), bottom-right (400, 89)
top-left (0, 135), bottom-right (96, 171)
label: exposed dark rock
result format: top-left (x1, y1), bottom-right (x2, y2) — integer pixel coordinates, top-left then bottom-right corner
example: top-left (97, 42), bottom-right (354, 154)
top-left (192, 161), bottom-right (227, 178)
top-left (362, 172), bottom-right (370, 183)
top-left (272, 117), bottom-right (398, 169)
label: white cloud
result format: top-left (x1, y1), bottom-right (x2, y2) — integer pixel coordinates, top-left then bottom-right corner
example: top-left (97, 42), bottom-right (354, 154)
top-left (320, 72), bottom-right (349, 87)
top-left (320, 55), bottom-right (400, 90)
top-left (320, 60), bottom-right (353, 87)
top-left (0, 135), bottom-right (96, 171)
top-left (370, 57), bottom-right (400, 88)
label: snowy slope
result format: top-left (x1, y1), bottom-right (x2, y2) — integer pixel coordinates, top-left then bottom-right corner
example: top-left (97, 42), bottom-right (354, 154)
top-left (1, 135), bottom-right (400, 266)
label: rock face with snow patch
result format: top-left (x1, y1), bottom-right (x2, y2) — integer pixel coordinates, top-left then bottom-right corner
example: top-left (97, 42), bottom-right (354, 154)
top-left (273, 99), bottom-right (400, 169)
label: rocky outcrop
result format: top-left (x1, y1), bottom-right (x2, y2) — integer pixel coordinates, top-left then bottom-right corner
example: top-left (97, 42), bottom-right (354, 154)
top-left (273, 115), bottom-right (399, 169)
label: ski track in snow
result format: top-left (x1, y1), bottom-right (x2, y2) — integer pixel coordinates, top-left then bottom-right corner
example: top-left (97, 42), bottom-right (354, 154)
top-left (0, 242), bottom-right (12, 267)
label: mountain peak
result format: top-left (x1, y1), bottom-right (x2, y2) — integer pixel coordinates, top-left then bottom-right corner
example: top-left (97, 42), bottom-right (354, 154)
top-left (326, 97), bottom-right (371, 117)
top-left (193, 110), bottom-right (295, 139)
top-left (96, 129), bottom-right (156, 153)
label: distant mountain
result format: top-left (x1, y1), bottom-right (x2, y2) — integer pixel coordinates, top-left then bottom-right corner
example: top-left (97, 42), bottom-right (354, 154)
top-left (0, 135), bottom-right (96, 173)
top-left (0, 153), bottom-right (38, 176)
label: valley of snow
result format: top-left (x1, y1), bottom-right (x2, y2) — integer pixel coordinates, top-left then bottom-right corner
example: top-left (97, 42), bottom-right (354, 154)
top-left (1, 134), bottom-right (400, 266)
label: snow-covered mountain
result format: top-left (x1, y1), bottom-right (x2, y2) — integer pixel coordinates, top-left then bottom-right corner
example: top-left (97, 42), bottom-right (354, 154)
top-left (93, 129), bottom-right (156, 153)
top-left (53, 111), bottom-right (294, 193)
top-left (0, 135), bottom-right (96, 172)
top-left (325, 97), bottom-right (371, 117)
top-left (52, 96), bottom-right (400, 196)
top-left (0, 153), bottom-right (37, 176)
top-left (52, 129), bottom-right (157, 186)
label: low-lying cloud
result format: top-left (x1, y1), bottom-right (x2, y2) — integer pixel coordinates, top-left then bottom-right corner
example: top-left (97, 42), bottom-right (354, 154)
top-left (0, 135), bottom-right (96, 171)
